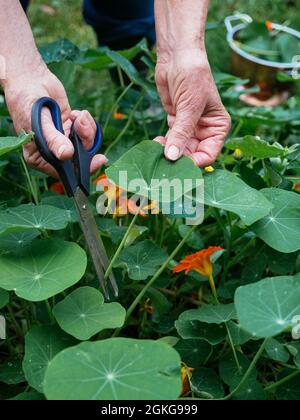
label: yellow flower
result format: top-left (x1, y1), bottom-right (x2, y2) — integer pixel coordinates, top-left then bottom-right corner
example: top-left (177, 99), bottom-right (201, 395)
top-left (234, 148), bottom-right (243, 159)
top-left (181, 365), bottom-right (194, 396)
top-left (205, 166), bottom-right (215, 173)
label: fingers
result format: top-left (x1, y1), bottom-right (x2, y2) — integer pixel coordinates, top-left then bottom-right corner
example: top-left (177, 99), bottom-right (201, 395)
top-left (190, 137), bottom-right (225, 167)
top-left (164, 111), bottom-right (197, 161)
top-left (71, 110), bottom-right (96, 150)
top-left (41, 108), bottom-right (74, 160)
top-left (90, 154), bottom-right (108, 174)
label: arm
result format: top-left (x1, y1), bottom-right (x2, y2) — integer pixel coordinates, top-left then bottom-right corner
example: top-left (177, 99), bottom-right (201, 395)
top-left (154, 0), bottom-right (231, 166)
top-left (0, 0), bottom-right (105, 176)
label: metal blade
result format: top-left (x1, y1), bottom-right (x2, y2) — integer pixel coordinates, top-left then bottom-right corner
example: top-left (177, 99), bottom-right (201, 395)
top-left (73, 187), bottom-right (118, 299)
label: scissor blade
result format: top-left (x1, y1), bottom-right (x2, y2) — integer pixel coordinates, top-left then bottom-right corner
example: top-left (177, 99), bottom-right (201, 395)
top-left (73, 187), bottom-right (118, 299)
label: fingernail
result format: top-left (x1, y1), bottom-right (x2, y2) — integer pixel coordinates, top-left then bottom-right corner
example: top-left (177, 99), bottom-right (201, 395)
top-left (58, 145), bottom-right (66, 158)
top-left (167, 145), bottom-right (180, 161)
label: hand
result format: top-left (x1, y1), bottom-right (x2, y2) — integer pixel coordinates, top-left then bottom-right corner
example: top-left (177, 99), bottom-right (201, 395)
top-left (4, 66), bottom-right (107, 177)
top-left (154, 50), bottom-right (231, 167)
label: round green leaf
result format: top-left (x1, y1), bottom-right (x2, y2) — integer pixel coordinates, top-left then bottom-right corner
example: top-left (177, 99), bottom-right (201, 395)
top-left (41, 196), bottom-right (78, 223)
top-left (226, 135), bottom-right (285, 159)
top-left (235, 275), bottom-right (300, 338)
top-left (53, 287), bottom-right (126, 341)
top-left (204, 170), bottom-right (273, 226)
top-left (0, 356), bottom-right (25, 385)
top-left (265, 339), bottom-right (290, 363)
top-left (191, 368), bottom-right (224, 399)
top-left (115, 240), bottom-right (168, 280)
top-left (23, 326), bottom-right (76, 393)
top-left (0, 132), bottom-right (33, 157)
top-left (276, 372), bottom-right (300, 400)
top-left (0, 204), bottom-right (70, 236)
top-left (178, 304), bottom-right (236, 325)
top-left (0, 288), bottom-right (9, 309)
top-left (175, 317), bottom-right (227, 345)
top-left (219, 353), bottom-right (257, 388)
top-left (0, 239), bottom-right (87, 301)
top-left (106, 140), bottom-right (202, 204)
top-left (174, 339), bottom-right (212, 367)
top-left (251, 189), bottom-right (300, 253)
top-left (44, 339), bottom-right (182, 400)
top-left (232, 378), bottom-right (266, 401)
top-left (0, 229), bottom-right (40, 253)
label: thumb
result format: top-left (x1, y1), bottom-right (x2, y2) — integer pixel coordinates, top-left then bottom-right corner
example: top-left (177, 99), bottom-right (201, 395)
top-left (165, 111), bottom-right (196, 161)
top-left (41, 109), bottom-right (74, 160)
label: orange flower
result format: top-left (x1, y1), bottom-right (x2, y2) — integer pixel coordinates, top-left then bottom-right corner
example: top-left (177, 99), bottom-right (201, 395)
top-left (181, 365), bottom-right (194, 396)
top-left (173, 246), bottom-right (224, 302)
top-left (50, 182), bottom-right (65, 195)
top-left (94, 175), bottom-right (159, 218)
top-left (293, 183), bottom-right (300, 193)
top-left (114, 111), bottom-right (125, 120)
top-left (265, 20), bottom-right (273, 31)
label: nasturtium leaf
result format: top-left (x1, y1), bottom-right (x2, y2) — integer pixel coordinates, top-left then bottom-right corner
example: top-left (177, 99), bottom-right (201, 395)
top-left (219, 353), bottom-right (257, 389)
top-left (23, 326), bottom-right (76, 393)
top-left (227, 321), bottom-right (254, 346)
top-left (41, 196), bottom-right (78, 223)
top-left (204, 170), bottom-right (273, 226)
top-left (232, 378), bottom-right (266, 401)
top-left (251, 188), bottom-right (300, 253)
top-left (0, 357), bottom-right (25, 385)
top-left (235, 275), bottom-right (300, 338)
top-left (0, 204), bottom-right (70, 236)
top-left (114, 240), bottom-right (168, 280)
top-left (276, 372), bottom-right (300, 400)
top-left (191, 368), bottom-right (225, 399)
top-left (175, 317), bottom-right (227, 345)
top-left (106, 141), bottom-right (202, 204)
top-left (40, 39), bottom-right (80, 63)
top-left (0, 229), bottom-right (40, 252)
top-left (53, 287), bottom-right (126, 341)
top-left (265, 339), bottom-right (290, 363)
top-left (178, 304), bottom-right (236, 325)
top-left (174, 339), bottom-right (212, 368)
top-left (226, 136), bottom-right (285, 159)
top-left (0, 239), bottom-right (87, 301)
top-left (0, 288), bottom-right (9, 309)
top-left (266, 248), bottom-right (298, 275)
top-left (44, 339), bottom-right (182, 400)
top-left (96, 219), bottom-right (127, 245)
top-left (124, 225), bottom-right (148, 248)
top-left (0, 131), bottom-right (33, 157)
top-left (178, 225), bottom-right (204, 250)
top-left (139, 286), bottom-right (171, 316)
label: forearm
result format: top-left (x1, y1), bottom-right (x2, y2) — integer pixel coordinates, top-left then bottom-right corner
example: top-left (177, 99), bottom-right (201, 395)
top-left (0, 0), bottom-right (45, 87)
top-left (155, 0), bottom-right (209, 58)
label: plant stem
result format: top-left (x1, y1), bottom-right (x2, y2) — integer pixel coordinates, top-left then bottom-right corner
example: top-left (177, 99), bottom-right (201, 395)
top-left (105, 95), bottom-right (143, 155)
top-left (265, 370), bottom-right (300, 393)
top-left (21, 157), bottom-right (39, 205)
top-left (112, 225), bottom-right (198, 337)
top-left (104, 210), bottom-right (140, 280)
top-left (221, 338), bottom-right (269, 401)
top-left (225, 322), bottom-right (241, 374)
top-left (103, 82), bottom-right (134, 134)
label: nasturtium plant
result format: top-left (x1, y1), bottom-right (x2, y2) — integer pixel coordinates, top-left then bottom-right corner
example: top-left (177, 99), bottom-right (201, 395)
top-left (1, 20), bottom-right (300, 401)
top-left (44, 339), bottom-right (182, 400)
top-left (53, 287), bottom-right (126, 341)
top-left (0, 239), bottom-right (87, 301)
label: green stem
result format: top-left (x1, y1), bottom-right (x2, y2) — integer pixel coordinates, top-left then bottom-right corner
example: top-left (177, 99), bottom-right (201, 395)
top-left (103, 82), bottom-right (134, 134)
top-left (21, 157), bottom-right (39, 205)
top-left (225, 322), bottom-right (241, 374)
top-left (105, 95), bottom-right (143, 155)
top-left (104, 211), bottom-right (140, 280)
top-left (112, 225), bottom-right (198, 337)
top-left (265, 370), bottom-right (300, 393)
top-left (221, 338), bottom-right (269, 401)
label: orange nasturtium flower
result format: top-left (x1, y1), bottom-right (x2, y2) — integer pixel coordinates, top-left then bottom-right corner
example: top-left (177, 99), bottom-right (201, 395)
top-left (50, 182), bottom-right (65, 195)
top-left (114, 111), bottom-right (126, 120)
top-left (173, 246), bottom-right (224, 302)
top-left (293, 183), bottom-right (300, 193)
top-left (94, 175), bottom-right (159, 218)
top-left (265, 20), bottom-right (273, 31)
top-left (181, 365), bottom-right (194, 396)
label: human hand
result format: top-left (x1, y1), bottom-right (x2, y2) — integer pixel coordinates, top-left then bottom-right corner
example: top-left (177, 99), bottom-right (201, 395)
top-left (154, 50), bottom-right (231, 167)
top-left (4, 65), bottom-right (107, 177)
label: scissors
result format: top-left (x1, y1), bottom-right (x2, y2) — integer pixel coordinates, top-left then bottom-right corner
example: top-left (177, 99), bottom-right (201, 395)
top-left (31, 97), bottom-right (118, 300)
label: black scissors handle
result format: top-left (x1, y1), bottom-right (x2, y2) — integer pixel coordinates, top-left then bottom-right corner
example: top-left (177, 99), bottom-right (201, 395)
top-left (31, 97), bottom-right (103, 197)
